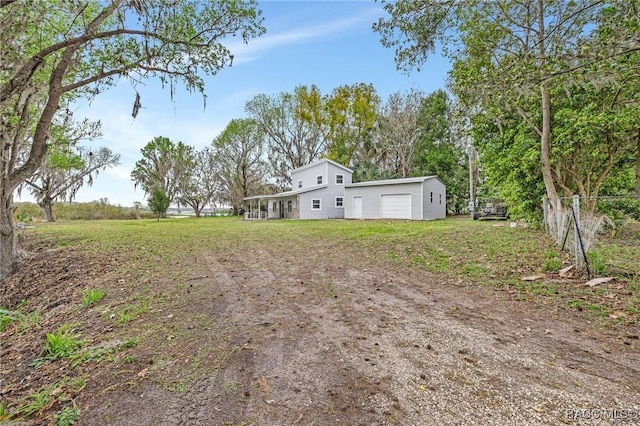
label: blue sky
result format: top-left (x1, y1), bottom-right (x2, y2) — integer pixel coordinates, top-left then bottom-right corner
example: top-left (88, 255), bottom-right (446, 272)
top-left (19, 1), bottom-right (451, 207)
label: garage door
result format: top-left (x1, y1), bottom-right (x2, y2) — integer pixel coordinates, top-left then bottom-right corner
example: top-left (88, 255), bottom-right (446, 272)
top-left (381, 194), bottom-right (412, 219)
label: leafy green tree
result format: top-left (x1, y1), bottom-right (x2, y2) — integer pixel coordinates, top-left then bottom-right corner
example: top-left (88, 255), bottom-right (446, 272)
top-left (175, 146), bottom-right (220, 218)
top-left (213, 118), bottom-right (268, 211)
top-left (245, 85), bottom-right (328, 189)
top-left (412, 90), bottom-right (469, 213)
top-left (374, 89), bottom-right (425, 178)
top-left (0, 0), bottom-right (264, 279)
top-left (148, 188), bottom-right (170, 221)
top-left (325, 83), bottom-right (380, 167)
top-left (131, 136), bottom-right (192, 203)
top-left (25, 146), bottom-right (120, 222)
top-left (373, 0), bottom-right (635, 214)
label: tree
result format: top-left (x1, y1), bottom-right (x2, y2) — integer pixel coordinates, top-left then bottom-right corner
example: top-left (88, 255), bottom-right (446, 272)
top-left (175, 146), bottom-right (220, 218)
top-left (412, 90), bottom-right (469, 214)
top-left (374, 89), bottom-right (425, 178)
top-left (25, 146), bottom-right (120, 222)
top-left (325, 83), bottom-right (380, 167)
top-left (1, 0), bottom-right (264, 279)
top-left (131, 136), bottom-right (193, 203)
top-left (213, 118), bottom-right (268, 210)
top-left (148, 188), bottom-right (170, 221)
top-left (245, 85), bottom-right (327, 189)
top-left (374, 0), bottom-right (637, 213)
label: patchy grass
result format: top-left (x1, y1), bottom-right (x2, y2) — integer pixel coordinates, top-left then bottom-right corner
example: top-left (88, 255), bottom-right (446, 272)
top-left (3, 216), bottom-right (639, 424)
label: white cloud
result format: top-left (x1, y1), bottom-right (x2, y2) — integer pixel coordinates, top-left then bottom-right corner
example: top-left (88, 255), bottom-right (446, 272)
top-left (226, 8), bottom-right (382, 65)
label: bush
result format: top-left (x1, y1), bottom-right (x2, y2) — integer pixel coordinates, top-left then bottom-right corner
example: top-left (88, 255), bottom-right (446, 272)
top-left (596, 198), bottom-right (640, 223)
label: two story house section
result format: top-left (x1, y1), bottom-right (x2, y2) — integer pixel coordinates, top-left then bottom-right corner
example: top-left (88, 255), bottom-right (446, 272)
top-left (243, 158), bottom-right (353, 220)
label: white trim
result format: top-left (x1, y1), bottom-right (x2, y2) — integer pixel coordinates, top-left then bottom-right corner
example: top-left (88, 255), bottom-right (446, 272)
top-left (316, 175), bottom-right (323, 185)
top-left (336, 174), bottom-right (344, 185)
top-left (311, 198), bottom-right (321, 210)
top-left (335, 196), bottom-right (344, 208)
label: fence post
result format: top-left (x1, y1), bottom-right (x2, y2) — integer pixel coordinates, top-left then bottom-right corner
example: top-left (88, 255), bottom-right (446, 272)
top-left (573, 195), bottom-right (582, 268)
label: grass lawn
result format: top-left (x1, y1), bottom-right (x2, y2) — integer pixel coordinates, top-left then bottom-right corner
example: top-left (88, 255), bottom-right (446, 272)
top-left (20, 215), bottom-right (640, 327)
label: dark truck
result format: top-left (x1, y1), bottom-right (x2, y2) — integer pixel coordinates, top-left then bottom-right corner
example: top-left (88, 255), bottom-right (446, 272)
top-left (473, 201), bottom-right (510, 220)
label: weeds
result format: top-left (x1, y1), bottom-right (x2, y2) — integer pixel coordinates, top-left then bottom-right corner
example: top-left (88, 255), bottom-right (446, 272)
top-left (0, 307), bottom-right (21, 332)
top-left (588, 250), bottom-right (607, 275)
top-left (115, 300), bottom-right (150, 325)
top-left (81, 288), bottom-right (106, 308)
top-left (32, 325), bottom-right (84, 366)
top-left (55, 406), bottom-right (80, 426)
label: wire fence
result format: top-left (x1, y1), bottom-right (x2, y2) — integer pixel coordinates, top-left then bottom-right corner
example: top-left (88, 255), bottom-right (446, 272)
top-left (542, 195), bottom-right (638, 278)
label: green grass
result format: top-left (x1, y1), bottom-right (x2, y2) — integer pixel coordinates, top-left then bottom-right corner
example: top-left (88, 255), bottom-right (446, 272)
top-left (81, 288), bottom-right (105, 308)
top-left (25, 217), bottom-right (640, 326)
top-left (0, 307), bottom-right (21, 332)
top-left (32, 325), bottom-right (84, 366)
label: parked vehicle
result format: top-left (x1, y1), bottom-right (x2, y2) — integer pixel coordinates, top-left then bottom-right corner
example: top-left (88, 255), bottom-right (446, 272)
top-left (473, 201), bottom-right (510, 220)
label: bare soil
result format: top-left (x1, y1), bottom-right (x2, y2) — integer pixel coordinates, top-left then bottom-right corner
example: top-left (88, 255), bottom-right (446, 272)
top-left (1, 228), bottom-right (639, 425)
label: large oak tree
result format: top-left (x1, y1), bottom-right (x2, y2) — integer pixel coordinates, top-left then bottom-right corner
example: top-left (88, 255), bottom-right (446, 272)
top-left (0, 0), bottom-right (264, 279)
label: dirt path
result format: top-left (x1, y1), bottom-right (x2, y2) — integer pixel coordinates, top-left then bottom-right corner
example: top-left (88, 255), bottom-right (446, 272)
top-left (75, 241), bottom-right (640, 426)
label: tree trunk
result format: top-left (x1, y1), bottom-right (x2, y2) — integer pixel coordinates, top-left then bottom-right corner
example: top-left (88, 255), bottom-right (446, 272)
top-left (0, 191), bottom-right (17, 280)
top-left (539, 83), bottom-right (559, 211)
top-left (537, 0), bottom-right (559, 212)
top-left (636, 128), bottom-right (640, 201)
top-left (40, 198), bottom-right (55, 222)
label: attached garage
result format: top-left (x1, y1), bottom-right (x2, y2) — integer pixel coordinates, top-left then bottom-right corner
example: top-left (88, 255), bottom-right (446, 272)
top-left (380, 194), bottom-right (412, 219)
top-left (344, 176), bottom-right (446, 220)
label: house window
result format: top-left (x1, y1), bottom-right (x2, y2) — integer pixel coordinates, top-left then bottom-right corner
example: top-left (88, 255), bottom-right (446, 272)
top-left (297, 180), bottom-right (302, 189)
top-left (273, 202), bottom-right (277, 212)
top-left (335, 197), bottom-right (344, 208)
top-left (430, 192), bottom-right (433, 203)
top-left (317, 175), bottom-right (323, 185)
top-left (312, 199), bottom-right (321, 210)
top-left (336, 174), bottom-right (344, 185)
top-left (287, 200), bottom-right (292, 213)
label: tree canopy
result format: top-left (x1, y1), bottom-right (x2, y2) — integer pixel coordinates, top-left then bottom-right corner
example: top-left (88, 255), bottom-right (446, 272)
top-left (0, 0), bottom-right (265, 279)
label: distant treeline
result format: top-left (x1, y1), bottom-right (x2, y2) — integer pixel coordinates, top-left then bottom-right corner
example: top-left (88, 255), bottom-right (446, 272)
top-left (14, 201), bottom-right (152, 222)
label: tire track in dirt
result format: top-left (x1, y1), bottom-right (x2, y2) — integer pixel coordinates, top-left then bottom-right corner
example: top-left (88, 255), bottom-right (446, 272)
top-left (80, 242), bottom-right (639, 425)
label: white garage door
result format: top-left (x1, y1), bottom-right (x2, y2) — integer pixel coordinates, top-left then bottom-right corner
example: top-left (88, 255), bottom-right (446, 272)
top-left (381, 194), bottom-right (412, 219)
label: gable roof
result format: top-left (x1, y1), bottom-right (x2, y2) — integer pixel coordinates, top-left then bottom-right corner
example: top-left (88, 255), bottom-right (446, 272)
top-left (345, 176), bottom-right (444, 188)
top-left (243, 184), bottom-right (328, 201)
top-left (291, 158), bottom-right (353, 174)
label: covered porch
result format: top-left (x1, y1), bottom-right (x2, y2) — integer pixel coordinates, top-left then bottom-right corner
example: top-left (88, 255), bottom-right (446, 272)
top-left (243, 194), bottom-right (299, 220)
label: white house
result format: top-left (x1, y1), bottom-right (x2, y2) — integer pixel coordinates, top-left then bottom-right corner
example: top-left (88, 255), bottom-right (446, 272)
top-left (243, 158), bottom-right (352, 220)
top-left (243, 159), bottom-right (446, 220)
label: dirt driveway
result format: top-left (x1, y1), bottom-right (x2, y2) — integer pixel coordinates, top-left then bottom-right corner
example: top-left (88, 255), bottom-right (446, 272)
top-left (72, 238), bottom-right (639, 426)
top-left (2, 223), bottom-right (639, 425)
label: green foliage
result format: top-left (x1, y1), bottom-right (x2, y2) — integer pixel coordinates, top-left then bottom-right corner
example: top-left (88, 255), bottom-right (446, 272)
top-left (411, 89), bottom-right (469, 214)
top-left (81, 289), bottom-right (105, 308)
top-left (588, 250), bottom-right (607, 275)
top-left (148, 189), bottom-right (171, 220)
top-left (543, 251), bottom-right (562, 271)
top-left (0, 307), bottom-right (22, 332)
top-left (55, 407), bottom-right (80, 426)
top-left (597, 199), bottom-right (640, 222)
top-left (52, 200), bottom-right (152, 221)
top-left (14, 203), bottom-right (44, 222)
top-left (38, 325), bottom-right (84, 363)
top-left (116, 301), bottom-right (150, 325)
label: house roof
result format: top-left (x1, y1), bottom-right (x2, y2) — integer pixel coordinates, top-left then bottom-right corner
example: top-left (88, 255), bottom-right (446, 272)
top-left (243, 184), bottom-right (328, 201)
top-left (345, 176), bottom-right (444, 188)
top-left (291, 158), bottom-right (353, 174)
